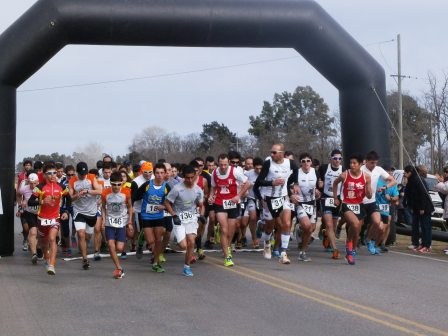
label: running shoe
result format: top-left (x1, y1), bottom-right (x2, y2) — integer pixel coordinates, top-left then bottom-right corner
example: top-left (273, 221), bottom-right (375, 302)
top-left (325, 247), bottom-right (334, 253)
top-left (298, 251), bottom-right (311, 262)
top-left (82, 259), bottom-right (90, 270)
top-left (272, 250), bottom-right (281, 258)
top-left (113, 268), bottom-right (125, 279)
top-left (279, 251), bottom-right (290, 264)
top-left (93, 252), bottom-right (101, 261)
top-left (418, 247), bottom-right (430, 253)
top-left (263, 241), bottom-right (272, 259)
top-left (332, 249), bottom-right (340, 259)
top-left (197, 249), bottom-right (206, 260)
top-left (47, 265), bottom-right (56, 275)
top-left (224, 256), bottom-right (234, 267)
top-left (367, 240), bottom-right (376, 255)
top-left (374, 247), bottom-right (382, 255)
top-left (152, 264), bottom-right (165, 273)
top-left (71, 236), bottom-right (77, 248)
top-left (408, 244), bottom-right (418, 250)
top-left (22, 240), bottom-right (28, 251)
top-left (36, 248), bottom-right (44, 260)
top-left (120, 252), bottom-right (127, 260)
top-left (345, 252), bottom-right (355, 265)
top-left (241, 237), bottom-right (247, 247)
top-left (380, 244), bottom-right (389, 252)
top-left (31, 254), bottom-right (38, 265)
top-left (136, 244), bottom-right (143, 259)
top-left (252, 239), bottom-right (260, 249)
top-left (235, 242), bottom-right (243, 249)
top-left (183, 266), bottom-right (194, 277)
top-left (66, 249), bottom-right (73, 258)
top-left (412, 245), bottom-right (423, 252)
top-left (159, 254), bottom-right (166, 263)
top-left (204, 240), bottom-right (213, 249)
top-left (190, 255), bottom-right (197, 264)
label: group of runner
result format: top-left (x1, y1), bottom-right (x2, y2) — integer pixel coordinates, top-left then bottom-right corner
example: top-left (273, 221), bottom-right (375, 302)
top-left (15, 145), bottom-right (399, 278)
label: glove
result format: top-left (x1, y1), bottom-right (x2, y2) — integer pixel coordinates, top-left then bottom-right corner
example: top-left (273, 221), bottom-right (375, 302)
top-left (198, 215), bottom-right (207, 225)
top-left (173, 215), bottom-right (181, 226)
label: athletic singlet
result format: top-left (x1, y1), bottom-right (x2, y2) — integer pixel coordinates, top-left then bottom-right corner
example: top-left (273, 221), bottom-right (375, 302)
top-left (244, 169), bottom-right (259, 199)
top-left (18, 181), bottom-right (38, 214)
top-left (102, 187), bottom-right (130, 227)
top-left (32, 182), bottom-right (69, 219)
top-left (213, 166), bottom-right (238, 206)
top-left (132, 175), bottom-right (149, 213)
top-left (297, 167), bottom-right (317, 203)
top-left (69, 174), bottom-right (98, 217)
top-left (196, 175), bottom-right (205, 191)
top-left (341, 170), bottom-right (366, 204)
top-left (259, 159), bottom-right (293, 198)
top-left (140, 180), bottom-right (168, 220)
top-left (323, 164), bottom-right (342, 197)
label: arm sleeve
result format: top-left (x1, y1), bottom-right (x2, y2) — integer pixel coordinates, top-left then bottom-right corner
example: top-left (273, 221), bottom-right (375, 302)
top-left (134, 181), bottom-right (149, 202)
top-left (289, 160), bottom-right (299, 185)
top-left (131, 181), bottom-right (139, 203)
top-left (253, 160), bottom-right (271, 199)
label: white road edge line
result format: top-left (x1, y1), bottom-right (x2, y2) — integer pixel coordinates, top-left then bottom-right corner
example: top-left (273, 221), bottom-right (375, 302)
top-left (390, 250), bottom-right (448, 263)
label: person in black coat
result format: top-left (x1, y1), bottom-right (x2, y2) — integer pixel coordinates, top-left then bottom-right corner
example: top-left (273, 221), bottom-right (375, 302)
top-left (403, 165), bottom-right (434, 252)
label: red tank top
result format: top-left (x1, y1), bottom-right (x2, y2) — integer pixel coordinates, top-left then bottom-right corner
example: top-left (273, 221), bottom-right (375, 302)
top-left (213, 166), bottom-right (237, 206)
top-left (196, 175), bottom-right (205, 191)
top-left (342, 170), bottom-right (366, 204)
top-left (33, 182), bottom-right (69, 219)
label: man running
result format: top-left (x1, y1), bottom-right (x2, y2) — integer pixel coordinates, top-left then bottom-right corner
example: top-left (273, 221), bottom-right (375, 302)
top-left (209, 153), bottom-right (250, 266)
top-left (101, 171), bottom-right (134, 279)
top-left (254, 144), bottom-right (299, 264)
top-left (166, 165), bottom-right (205, 276)
top-left (333, 154), bottom-right (372, 265)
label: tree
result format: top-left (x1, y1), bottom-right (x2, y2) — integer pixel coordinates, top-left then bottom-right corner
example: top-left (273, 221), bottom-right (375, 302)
top-left (387, 92), bottom-right (431, 167)
top-left (199, 121), bottom-right (237, 154)
top-left (248, 86), bottom-right (337, 161)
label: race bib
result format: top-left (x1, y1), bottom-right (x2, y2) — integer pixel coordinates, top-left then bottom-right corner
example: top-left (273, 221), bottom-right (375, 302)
top-left (302, 204), bottom-right (314, 216)
top-left (324, 198), bottom-right (336, 208)
top-left (146, 204), bottom-right (160, 214)
top-left (379, 204), bottom-right (390, 213)
top-left (40, 218), bottom-right (58, 226)
top-left (108, 217), bottom-right (124, 228)
top-left (223, 200), bottom-right (237, 209)
top-left (28, 205), bottom-right (39, 214)
top-left (179, 211), bottom-right (195, 223)
top-left (270, 197), bottom-right (284, 210)
top-left (347, 204), bottom-right (360, 215)
top-left (240, 202), bottom-right (245, 209)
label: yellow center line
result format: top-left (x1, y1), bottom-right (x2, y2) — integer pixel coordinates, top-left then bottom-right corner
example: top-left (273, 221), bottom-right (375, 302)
top-left (205, 256), bottom-right (448, 336)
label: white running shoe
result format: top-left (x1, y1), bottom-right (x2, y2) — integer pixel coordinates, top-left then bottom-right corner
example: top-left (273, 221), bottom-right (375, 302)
top-left (263, 241), bottom-right (272, 260)
top-left (279, 251), bottom-right (290, 264)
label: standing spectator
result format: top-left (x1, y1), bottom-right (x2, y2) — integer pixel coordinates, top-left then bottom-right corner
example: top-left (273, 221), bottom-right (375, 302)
top-left (435, 166), bottom-right (448, 255)
top-left (404, 165), bottom-right (434, 253)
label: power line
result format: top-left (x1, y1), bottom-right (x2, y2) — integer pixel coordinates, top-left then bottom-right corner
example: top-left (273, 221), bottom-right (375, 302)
top-left (18, 55), bottom-right (300, 93)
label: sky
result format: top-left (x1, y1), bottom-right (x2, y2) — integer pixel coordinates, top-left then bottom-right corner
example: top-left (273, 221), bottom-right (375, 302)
top-left (1, 0), bottom-right (447, 162)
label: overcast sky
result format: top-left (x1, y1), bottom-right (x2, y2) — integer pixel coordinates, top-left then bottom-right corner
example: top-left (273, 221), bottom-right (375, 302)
top-left (1, 0), bottom-right (447, 162)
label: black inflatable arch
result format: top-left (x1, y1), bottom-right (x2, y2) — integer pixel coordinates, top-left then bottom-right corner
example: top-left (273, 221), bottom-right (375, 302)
top-left (0, 0), bottom-right (388, 255)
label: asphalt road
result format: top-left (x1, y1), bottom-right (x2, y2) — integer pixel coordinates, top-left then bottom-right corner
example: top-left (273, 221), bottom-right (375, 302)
top-left (1, 219), bottom-right (448, 336)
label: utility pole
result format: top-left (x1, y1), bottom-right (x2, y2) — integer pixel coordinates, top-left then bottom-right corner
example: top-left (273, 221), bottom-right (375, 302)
top-left (397, 34), bottom-right (403, 170)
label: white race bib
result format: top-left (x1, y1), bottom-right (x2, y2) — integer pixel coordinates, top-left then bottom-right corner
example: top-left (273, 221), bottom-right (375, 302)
top-left (223, 200), bottom-right (237, 209)
top-left (347, 204), bottom-right (360, 215)
top-left (108, 217), bottom-right (124, 228)
top-left (379, 204), bottom-right (390, 213)
top-left (146, 204), bottom-right (159, 214)
top-left (324, 198), bottom-right (336, 208)
top-left (40, 218), bottom-right (58, 226)
top-left (179, 211), bottom-right (195, 223)
top-left (270, 197), bottom-right (284, 210)
top-left (240, 202), bottom-right (245, 209)
top-left (302, 204), bottom-right (314, 216)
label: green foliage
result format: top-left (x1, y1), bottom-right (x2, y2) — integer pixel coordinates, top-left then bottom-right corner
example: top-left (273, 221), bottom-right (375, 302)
top-left (199, 121), bottom-right (237, 153)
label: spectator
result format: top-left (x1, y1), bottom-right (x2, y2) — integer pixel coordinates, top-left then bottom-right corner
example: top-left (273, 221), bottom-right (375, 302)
top-left (434, 166), bottom-right (448, 255)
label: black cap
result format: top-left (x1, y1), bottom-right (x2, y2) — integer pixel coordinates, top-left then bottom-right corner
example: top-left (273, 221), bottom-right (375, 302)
top-left (76, 162), bottom-right (88, 175)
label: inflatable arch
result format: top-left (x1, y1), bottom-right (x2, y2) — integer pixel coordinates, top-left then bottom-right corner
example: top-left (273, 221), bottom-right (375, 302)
top-left (0, 0), bottom-right (388, 255)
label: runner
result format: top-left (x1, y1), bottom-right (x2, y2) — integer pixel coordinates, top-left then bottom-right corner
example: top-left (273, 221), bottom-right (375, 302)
top-left (204, 156), bottom-right (216, 249)
top-left (241, 157), bottom-right (264, 248)
top-left (290, 153), bottom-right (320, 262)
top-left (101, 171), bottom-right (134, 279)
top-left (28, 162), bottom-right (70, 275)
top-left (317, 149), bottom-right (343, 259)
top-left (333, 154), bottom-right (372, 265)
top-left (253, 144), bottom-right (298, 264)
top-left (69, 162), bottom-right (103, 270)
top-left (94, 163), bottom-right (112, 260)
top-left (191, 160), bottom-right (209, 260)
top-left (209, 153), bottom-right (250, 266)
top-left (361, 151), bottom-right (396, 255)
top-left (165, 165), bottom-right (205, 276)
top-left (134, 163), bottom-right (171, 273)
top-left (16, 172), bottom-right (40, 263)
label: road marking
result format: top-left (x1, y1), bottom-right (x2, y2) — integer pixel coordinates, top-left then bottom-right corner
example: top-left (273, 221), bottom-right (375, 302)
top-left (390, 250), bottom-right (448, 263)
top-left (206, 256), bottom-right (448, 336)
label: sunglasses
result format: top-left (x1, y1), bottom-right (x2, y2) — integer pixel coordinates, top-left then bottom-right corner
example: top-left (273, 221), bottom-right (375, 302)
top-left (46, 171), bottom-right (57, 175)
top-left (110, 182), bottom-right (122, 186)
top-left (142, 170), bottom-right (153, 174)
top-left (230, 161), bottom-right (240, 165)
top-left (271, 151), bottom-right (284, 155)
top-left (331, 157), bottom-right (343, 161)
top-left (66, 173), bottom-right (75, 177)
top-left (301, 159), bottom-right (312, 163)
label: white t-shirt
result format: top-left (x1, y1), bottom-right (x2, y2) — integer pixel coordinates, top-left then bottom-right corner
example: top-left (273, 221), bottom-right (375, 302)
top-left (361, 165), bottom-right (390, 204)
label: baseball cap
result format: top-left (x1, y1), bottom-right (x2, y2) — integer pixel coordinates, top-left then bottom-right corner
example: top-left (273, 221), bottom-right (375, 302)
top-left (141, 162), bottom-right (153, 172)
top-left (76, 162), bottom-right (88, 175)
top-left (28, 173), bottom-right (39, 182)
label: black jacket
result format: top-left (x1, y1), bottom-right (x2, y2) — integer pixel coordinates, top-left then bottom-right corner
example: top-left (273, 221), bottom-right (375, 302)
top-left (404, 174), bottom-right (434, 215)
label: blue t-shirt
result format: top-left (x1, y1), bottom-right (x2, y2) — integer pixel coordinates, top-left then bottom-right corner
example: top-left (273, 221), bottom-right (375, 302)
top-left (376, 178), bottom-right (399, 216)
